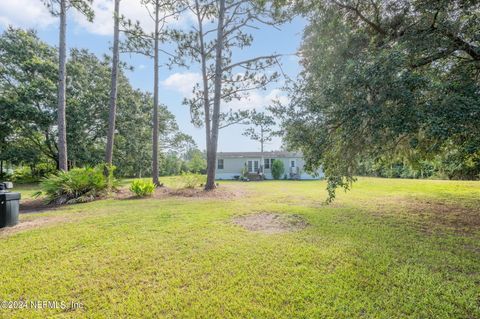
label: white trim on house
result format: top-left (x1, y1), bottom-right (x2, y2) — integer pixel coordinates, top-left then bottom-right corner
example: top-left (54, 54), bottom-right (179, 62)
top-left (215, 151), bottom-right (323, 180)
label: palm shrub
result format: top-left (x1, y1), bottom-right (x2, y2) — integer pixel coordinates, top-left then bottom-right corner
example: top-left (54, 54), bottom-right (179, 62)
top-left (36, 166), bottom-right (117, 204)
top-left (271, 160), bottom-right (285, 180)
top-left (129, 179), bottom-right (155, 197)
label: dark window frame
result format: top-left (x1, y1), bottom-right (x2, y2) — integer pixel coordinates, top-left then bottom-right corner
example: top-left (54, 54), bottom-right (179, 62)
top-left (217, 159), bottom-right (224, 169)
top-left (264, 158), bottom-right (270, 169)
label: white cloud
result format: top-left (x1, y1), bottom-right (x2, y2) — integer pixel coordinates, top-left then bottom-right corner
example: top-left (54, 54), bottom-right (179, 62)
top-left (72, 0), bottom-right (147, 36)
top-left (0, 0), bottom-right (159, 36)
top-left (226, 91), bottom-right (264, 110)
top-left (226, 88), bottom-right (289, 110)
top-left (161, 72), bottom-right (201, 96)
top-left (265, 88), bottom-right (290, 106)
top-left (162, 72), bottom-right (289, 110)
top-left (73, 0), bottom-right (191, 36)
top-left (72, 0), bottom-right (113, 36)
top-left (0, 0), bottom-right (55, 29)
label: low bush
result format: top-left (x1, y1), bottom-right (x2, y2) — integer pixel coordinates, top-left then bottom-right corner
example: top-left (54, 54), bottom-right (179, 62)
top-left (173, 172), bottom-right (206, 189)
top-left (11, 167), bottom-right (37, 183)
top-left (129, 180), bottom-right (155, 197)
top-left (35, 165), bottom-right (118, 205)
top-left (11, 164), bottom-right (56, 184)
top-left (271, 160), bottom-right (285, 180)
top-left (240, 165), bottom-right (248, 180)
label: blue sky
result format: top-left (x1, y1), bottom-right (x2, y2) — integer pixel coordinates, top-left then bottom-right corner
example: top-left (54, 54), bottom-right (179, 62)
top-left (0, 0), bottom-right (305, 152)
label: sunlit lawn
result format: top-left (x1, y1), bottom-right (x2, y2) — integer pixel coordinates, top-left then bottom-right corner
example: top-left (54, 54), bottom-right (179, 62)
top-left (1, 177), bottom-right (479, 318)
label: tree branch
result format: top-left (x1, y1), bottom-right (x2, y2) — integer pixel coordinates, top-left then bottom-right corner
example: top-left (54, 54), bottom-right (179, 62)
top-left (222, 54), bottom-right (282, 72)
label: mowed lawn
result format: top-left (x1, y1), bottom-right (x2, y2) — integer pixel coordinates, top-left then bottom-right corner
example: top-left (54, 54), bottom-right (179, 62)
top-left (1, 178), bottom-right (479, 318)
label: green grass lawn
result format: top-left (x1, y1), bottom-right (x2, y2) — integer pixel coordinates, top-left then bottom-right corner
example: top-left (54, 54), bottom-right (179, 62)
top-left (1, 177), bottom-right (479, 318)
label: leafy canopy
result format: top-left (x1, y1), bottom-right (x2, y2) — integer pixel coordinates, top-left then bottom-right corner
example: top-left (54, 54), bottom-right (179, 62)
top-left (278, 0), bottom-right (480, 201)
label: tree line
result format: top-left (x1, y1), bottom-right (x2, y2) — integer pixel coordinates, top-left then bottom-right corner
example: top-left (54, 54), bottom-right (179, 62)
top-left (0, 28), bottom-right (200, 181)
top-left (1, 0), bottom-right (291, 189)
top-left (2, 0), bottom-right (289, 188)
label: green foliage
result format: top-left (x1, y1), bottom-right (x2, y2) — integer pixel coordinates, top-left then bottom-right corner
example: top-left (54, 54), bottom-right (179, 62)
top-left (186, 149), bottom-right (207, 174)
top-left (36, 166), bottom-right (117, 205)
top-left (8, 163), bottom-right (56, 184)
top-left (103, 164), bottom-right (117, 191)
top-left (357, 149), bottom-right (480, 181)
top-left (243, 111), bottom-right (276, 150)
top-left (129, 179), bottom-right (155, 197)
top-left (42, 0), bottom-right (95, 22)
top-left (280, 1), bottom-right (480, 201)
top-left (0, 28), bottom-right (57, 168)
top-left (10, 167), bottom-right (38, 184)
top-left (158, 149), bottom-right (208, 177)
top-left (160, 152), bottom-right (187, 176)
top-left (241, 165), bottom-right (249, 179)
top-left (0, 28), bottom-right (195, 178)
top-left (271, 160), bottom-right (284, 180)
top-left (172, 172), bottom-right (206, 189)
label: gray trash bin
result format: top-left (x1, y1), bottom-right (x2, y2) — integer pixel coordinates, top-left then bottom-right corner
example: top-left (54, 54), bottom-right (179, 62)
top-left (0, 182), bottom-right (21, 228)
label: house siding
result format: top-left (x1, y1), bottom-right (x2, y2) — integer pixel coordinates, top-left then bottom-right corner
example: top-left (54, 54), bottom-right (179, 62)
top-left (215, 154), bottom-right (323, 180)
top-left (215, 157), bottom-right (247, 180)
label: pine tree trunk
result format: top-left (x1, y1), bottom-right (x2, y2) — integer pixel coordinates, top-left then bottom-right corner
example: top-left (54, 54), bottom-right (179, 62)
top-left (152, 0), bottom-right (160, 186)
top-left (205, 0), bottom-right (226, 190)
top-left (105, 0), bottom-right (120, 167)
top-left (57, 0), bottom-right (68, 171)
top-left (260, 126), bottom-right (264, 174)
top-left (195, 0), bottom-right (212, 189)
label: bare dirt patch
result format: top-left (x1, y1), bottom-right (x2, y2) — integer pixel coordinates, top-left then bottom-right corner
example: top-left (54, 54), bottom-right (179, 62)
top-left (0, 216), bottom-right (71, 238)
top-left (166, 186), bottom-right (246, 199)
top-left (405, 199), bottom-right (480, 233)
top-left (373, 197), bottom-right (480, 234)
top-left (233, 213), bottom-right (308, 234)
top-left (116, 184), bottom-right (248, 201)
top-left (20, 198), bottom-right (60, 214)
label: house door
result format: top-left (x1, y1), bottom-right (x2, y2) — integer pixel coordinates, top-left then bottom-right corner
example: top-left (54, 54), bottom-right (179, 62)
top-left (247, 160), bottom-right (259, 173)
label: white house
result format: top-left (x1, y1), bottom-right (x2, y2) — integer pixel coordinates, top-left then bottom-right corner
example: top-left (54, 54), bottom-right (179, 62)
top-left (215, 151), bottom-right (324, 180)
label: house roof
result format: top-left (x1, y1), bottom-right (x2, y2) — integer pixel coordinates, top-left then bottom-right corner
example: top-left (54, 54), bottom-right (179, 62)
top-left (217, 151), bottom-right (302, 158)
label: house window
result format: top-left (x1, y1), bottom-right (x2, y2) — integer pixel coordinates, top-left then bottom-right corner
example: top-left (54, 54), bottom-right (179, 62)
top-left (247, 160), bottom-right (259, 173)
top-left (264, 158), bottom-right (270, 169)
top-left (291, 160), bottom-right (295, 168)
top-left (217, 159), bottom-right (224, 169)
